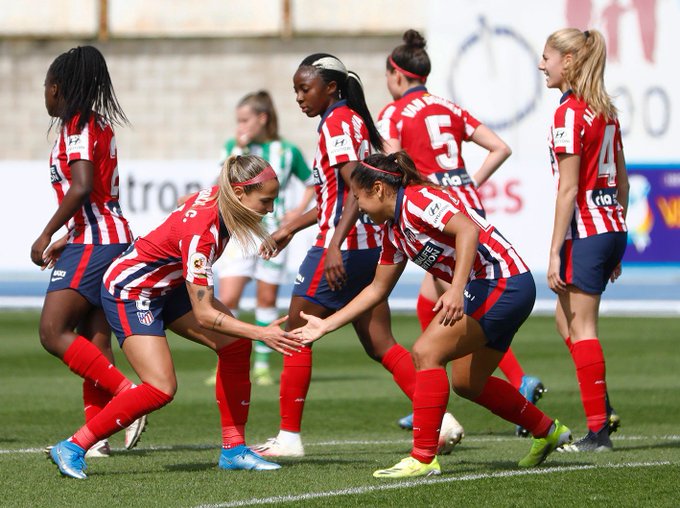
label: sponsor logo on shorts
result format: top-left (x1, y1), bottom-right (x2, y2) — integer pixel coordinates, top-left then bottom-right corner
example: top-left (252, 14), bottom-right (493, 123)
top-left (464, 289), bottom-right (476, 301)
top-left (51, 269), bottom-right (67, 282)
top-left (413, 242), bottom-right (443, 270)
top-left (295, 273), bottom-right (305, 285)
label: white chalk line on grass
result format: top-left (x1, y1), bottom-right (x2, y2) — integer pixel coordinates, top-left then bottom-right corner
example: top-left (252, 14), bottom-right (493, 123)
top-left (193, 461), bottom-right (672, 508)
top-left (2, 434), bottom-right (680, 455)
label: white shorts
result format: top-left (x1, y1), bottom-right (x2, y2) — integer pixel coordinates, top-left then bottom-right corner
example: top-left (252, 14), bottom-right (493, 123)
top-left (213, 240), bottom-right (289, 286)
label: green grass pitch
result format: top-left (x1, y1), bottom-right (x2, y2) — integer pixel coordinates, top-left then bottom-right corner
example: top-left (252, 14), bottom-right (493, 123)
top-left (1, 310), bottom-right (679, 507)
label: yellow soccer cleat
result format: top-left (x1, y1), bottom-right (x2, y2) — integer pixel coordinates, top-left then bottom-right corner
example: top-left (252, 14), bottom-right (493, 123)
top-left (518, 419), bottom-right (572, 468)
top-left (373, 456), bottom-right (441, 479)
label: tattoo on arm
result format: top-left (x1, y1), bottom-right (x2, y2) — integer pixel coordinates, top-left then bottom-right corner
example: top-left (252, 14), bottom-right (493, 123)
top-left (212, 312), bottom-right (225, 331)
top-left (197, 289), bottom-right (206, 302)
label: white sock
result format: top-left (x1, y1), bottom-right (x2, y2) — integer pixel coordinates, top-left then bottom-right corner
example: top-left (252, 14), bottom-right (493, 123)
top-left (277, 429), bottom-right (301, 445)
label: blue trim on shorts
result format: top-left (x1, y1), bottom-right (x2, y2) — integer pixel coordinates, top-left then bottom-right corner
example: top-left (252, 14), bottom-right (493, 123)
top-left (464, 271), bottom-right (536, 352)
top-left (47, 243), bottom-right (129, 307)
top-left (561, 232), bottom-right (627, 294)
top-left (101, 283), bottom-right (193, 346)
top-left (292, 246), bottom-right (380, 310)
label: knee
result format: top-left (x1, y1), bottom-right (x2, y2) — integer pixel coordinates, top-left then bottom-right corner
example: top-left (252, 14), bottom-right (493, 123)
top-left (411, 341), bottom-right (440, 370)
top-left (38, 322), bottom-right (64, 356)
top-left (451, 380), bottom-right (482, 401)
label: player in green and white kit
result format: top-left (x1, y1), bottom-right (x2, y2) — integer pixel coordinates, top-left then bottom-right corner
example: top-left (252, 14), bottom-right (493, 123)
top-left (212, 91), bottom-right (314, 385)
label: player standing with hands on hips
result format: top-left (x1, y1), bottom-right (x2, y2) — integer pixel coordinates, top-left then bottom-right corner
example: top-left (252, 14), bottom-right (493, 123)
top-left (539, 28), bottom-right (628, 452)
top-left (33, 45), bottom-right (145, 459)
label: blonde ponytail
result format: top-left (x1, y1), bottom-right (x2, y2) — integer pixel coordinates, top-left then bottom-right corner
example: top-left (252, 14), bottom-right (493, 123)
top-left (217, 155), bottom-right (275, 252)
top-left (547, 28), bottom-right (617, 119)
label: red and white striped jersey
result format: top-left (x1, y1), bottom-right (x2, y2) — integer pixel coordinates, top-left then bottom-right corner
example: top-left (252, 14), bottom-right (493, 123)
top-left (49, 113), bottom-right (133, 244)
top-left (379, 184), bottom-right (529, 281)
top-left (103, 187), bottom-right (229, 300)
top-left (549, 91), bottom-right (627, 239)
top-left (377, 86), bottom-right (484, 211)
top-left (312, 100), bottom-right (382, 250)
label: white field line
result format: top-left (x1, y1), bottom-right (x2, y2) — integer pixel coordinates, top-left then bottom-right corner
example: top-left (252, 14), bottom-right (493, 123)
top-left (193, 461), bottom-right (672, 508)
top-left (3, 434), bottom-right (679, 455)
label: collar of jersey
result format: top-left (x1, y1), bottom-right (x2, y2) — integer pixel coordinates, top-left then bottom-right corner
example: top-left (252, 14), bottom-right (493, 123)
top-left (317, 99), bottom-right (348, 132)
top-left (403, 85), bottom-right (428, 98)
top-left (560, 89), bottom-right (573, 104)
top-left (393, 185), bottom-right (406, 226)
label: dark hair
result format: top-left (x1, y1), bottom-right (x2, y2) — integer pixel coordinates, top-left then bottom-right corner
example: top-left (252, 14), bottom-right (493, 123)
top-left (238, 90), bottom-right (279, 140)
top-left (299, 53), bottom-right (383, 152)
top-left (351, 151), bottom-right (431, 191)
top-left (47, 45), bottom-right (128, 131)
top-left (387, 29), bottom-right (431, 81)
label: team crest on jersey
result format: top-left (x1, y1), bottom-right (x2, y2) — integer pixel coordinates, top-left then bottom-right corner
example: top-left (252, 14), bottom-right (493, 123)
top-left (188, 252), bottom-right (209, 279)
top-left (404, 228), bottom-right (417, 243)
top-left (413, 242), bottom-right (443, 270)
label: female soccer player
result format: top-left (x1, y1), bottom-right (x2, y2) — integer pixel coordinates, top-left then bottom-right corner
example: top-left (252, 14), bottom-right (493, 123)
top-left (48, 155), bottom-right (302, 479)
top-left (539, 28), bottom-right (628, 452)
top-left (32, 45), bottom-right (144, 458)
top-left (295, 152), bottom-right (572, 478)
top-left (252, 54), bottom-right (463, 458)
top-left (378, 29), bottom-right (544, 435)
top-left (214, 90), bottom-right (314, 386)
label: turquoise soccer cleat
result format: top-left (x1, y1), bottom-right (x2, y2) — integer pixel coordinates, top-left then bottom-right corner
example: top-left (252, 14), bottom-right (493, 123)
top-left (49, 440), bottom-right (88, 479)
top-left (218, 445), bottom-right (282, 470)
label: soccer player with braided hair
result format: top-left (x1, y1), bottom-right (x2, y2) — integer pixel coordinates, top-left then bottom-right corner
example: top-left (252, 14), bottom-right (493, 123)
top-left (253, 53), bottom-right (462, 459)
top-left (33, 46), bottom-right (144, 458)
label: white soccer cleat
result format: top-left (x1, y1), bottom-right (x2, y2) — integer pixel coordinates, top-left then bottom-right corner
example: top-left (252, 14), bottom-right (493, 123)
top-left (85, 439), bottom-right (111, 458)
top-left (437, 412), bottom-right (465, 455)
top-left (251, 437), bottom-right (305, 457)
top-left (124, 415), bottom-right (147, 450)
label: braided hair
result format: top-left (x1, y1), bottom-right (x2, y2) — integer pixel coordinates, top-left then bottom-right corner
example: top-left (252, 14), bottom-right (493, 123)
top-left (47, 45), bottom-right (128, 131)
top-left (299, 53), bottom-right (383, 152)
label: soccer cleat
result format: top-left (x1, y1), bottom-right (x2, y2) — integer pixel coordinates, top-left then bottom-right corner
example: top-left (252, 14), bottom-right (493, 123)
top-left (218, 445), bottom-right (281, 470)
top-left (516, 375), bottom-right (546, 438)
top-left (397, 413), bottom-right (414, 430)
top-left (251, 436), bottom-right (305, 457)
top-left (49, 440), bottom-right (88, 479)
top-left (559, 424), bottom-right (613, 452)
top-left (85, 439), bottom-right (111, 458)
top-left (253, 366), bottom-right (274, 386)
top-left (608, 408), bottom-right (621, 435)
top-left (124, 415), bottom-right (148, 450)
top-left (373, 456), bottom-right (441, 479)
top-left (518, 419), bottom-right (572, 467)
top-left (437, 412), bottom-right (465, 455)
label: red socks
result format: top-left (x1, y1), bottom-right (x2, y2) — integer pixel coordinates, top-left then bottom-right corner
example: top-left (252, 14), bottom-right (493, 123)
top-left (63, 336), bottom-right (131, 395)
top-left (473, 376), bottom-right (552, 437)
top-left (381, 344), bottom-right (416, 400)
top-left (416, 294), bottom-right (437, 331)
top-left (570, 338), bottom-right (608, 432)
top-left (71, 383), bottom-right (172, 449)
top-left (279, 345), bottom-right (313, 433)
top-left (497, 348), bottom-right (524, 389)
top-left (216, 339), bottom-right (252, 448)
top-left (83, 379), bottom-right (113, 422)
top-left (411, 369), bottom-right (450, 464)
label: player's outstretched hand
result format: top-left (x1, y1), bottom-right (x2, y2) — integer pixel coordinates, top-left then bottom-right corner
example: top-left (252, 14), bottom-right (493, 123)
top-left (292, 311), bottom-right (328, 345)
top-left (258, 315), bottom-right (303, 355)
top-left (610, 262), bottom-right (622, 283)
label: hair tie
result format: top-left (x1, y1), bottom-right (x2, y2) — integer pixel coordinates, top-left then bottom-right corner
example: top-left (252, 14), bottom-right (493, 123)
top-left (584, 30), bottom-right (590, 38)
top-left (232, 165), bottom-right (277, 187)
top-left (388, 55), bottom-right (428, 82)
top-left (361, 161), bottom-right (401, 177)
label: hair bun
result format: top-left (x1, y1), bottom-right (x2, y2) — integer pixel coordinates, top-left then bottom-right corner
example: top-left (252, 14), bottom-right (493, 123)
top-left (403, 29), bottom-right (427, 49)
